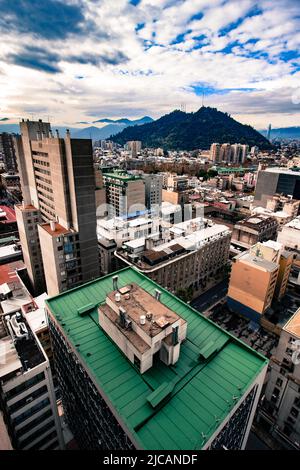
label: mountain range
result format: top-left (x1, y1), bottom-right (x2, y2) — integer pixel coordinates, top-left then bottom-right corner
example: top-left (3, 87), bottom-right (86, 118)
top-left (0, 116), bottom-right (154, 140)
top-left (259, 127), bottom-right (300, 140)
top-left (111, 107), bottom-right (272, 150)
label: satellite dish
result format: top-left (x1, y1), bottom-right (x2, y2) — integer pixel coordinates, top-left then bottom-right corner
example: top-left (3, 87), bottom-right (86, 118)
top-left (292, 350), bottom-right (300, 365)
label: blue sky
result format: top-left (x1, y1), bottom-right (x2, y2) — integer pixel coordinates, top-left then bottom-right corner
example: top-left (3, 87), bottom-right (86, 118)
top-left (0, 0), bottom-right (300, 128)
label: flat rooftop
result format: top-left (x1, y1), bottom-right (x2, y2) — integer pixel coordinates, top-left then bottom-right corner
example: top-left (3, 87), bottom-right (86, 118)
top-left (106, 283), bottom-right (182, 338)
top-left (262, 167), bottom-right (300, 176)
top-left (283, 307), bottom-right (300, 338)
top-left (46, 267), bottom-right (267, 450)
top-left (0, 261), bottom-right (24, 285)
top-left (236, 252), bottom-right (279, 272)
top-left (40, 222), bottom-right (73, 236)
top-left (285, 216), bottom-right (300, 230)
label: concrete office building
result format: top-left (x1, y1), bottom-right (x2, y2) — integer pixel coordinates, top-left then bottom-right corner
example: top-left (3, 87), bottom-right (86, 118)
top-left (227, 251), bottom-right (279, 322)
top-left (46, 267), bottom-right (268, 450)
top-left (231, 214), bottom-right (278, 250)
top-left (0, 310), bottom-right (64, 450)
top-left (0, 133), bottom-right (18, 174)
top-left (261, 308), bottom-right (300, 449)
top-left (255, 168), bottom-right (300, 207)
top-left (141, 173), bottom-right (163, 210)
top-left (116, 219), bottom-right (231, 298)
top-left (103, 171), bottom-right (146, 218)
top-left (14, 120), bottom-right (99, 297)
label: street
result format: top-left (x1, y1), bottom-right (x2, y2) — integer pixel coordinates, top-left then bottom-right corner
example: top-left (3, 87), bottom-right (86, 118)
top-left (191, 278), bottom-right (229, 312)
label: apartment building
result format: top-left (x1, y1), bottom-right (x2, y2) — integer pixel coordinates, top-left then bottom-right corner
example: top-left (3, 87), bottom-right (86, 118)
top-left (141, 173), bottom-right (163, 210)
top-left (97, 216), bottom-right (161, 275)
top-left (46, 267), bottom-right (268, 450)
top-left (210, 143), bottom-right (221, 163)
top-left (0, 133), bottom-right (18, 174)
top-left (103, 171), bottom-right (146, 218)
top-left (261, 308), bottom-right (300, 449)
top-left (14, 119), bottom-right (99, 297)
top-left (227, 251), bottom-right (279, 322)
top-left (116, 219), bottom-right (231, 298)
top-left (231, 214), bottom-right (278, 250)
top-left (0, 310), bottom-right (64, 450)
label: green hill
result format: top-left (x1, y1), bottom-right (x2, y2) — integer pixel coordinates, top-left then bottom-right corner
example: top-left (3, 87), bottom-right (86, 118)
top-left (111, 107), bottom-right (272, 150)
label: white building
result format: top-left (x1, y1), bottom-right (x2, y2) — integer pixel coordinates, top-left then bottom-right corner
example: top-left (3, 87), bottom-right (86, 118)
top-left (0, 310), bottom-right (64, 450)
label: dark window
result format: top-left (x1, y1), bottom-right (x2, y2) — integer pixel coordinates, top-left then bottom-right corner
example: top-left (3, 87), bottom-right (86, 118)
top-left (12, 398), bottom-right (50, 426)
top-left (16, 409), bottom-right (53, 438)
top-left (276, 378), bottom-right (283, 387)
top-left (9, 385), bottom-right (48, 414)
top-left (290, 407), bottom-right (299, 418)
top-left (6, 373), bottom-right (45, 400)
top-left (20, 421), bottom-right (56, 449)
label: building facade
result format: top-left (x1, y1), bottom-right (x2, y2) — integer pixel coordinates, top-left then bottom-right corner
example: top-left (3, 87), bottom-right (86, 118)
top-left (14, 120), bottom-right (99, 296)
top-left (255, 168), bottom-right (300, 207)
top-left (103, 171), bottom-right (146, 218)
top-left (0, 310), bottom-right (64, 450)
top-left (0, 133), bottom-right (18, 174)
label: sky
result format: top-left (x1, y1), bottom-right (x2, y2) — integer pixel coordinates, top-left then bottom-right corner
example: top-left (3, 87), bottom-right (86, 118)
top-left (0, 0), bottom-right (300, 129)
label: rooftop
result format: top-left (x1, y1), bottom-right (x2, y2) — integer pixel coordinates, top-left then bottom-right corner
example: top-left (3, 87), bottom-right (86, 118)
top-left (284, 216), bottom-right (300, 230)
top-left (283, 307), bottom-right (300, 338)
top-left (104, 172), bottom-right (142, 182)
top-left (0, 206), bottom-right (16, 224)
top-left (0, 261), bottom-right (25, 285)
top-left (40, 222), bottom-right (73, 236)
top-left (46, 267), bottom-right (267, 450)
top-left (0, 243), bottom-right (21, 263)
top-left (235, 252), bottom-right (279, 272)
top-left (262, 167), bottom-right (300, 176)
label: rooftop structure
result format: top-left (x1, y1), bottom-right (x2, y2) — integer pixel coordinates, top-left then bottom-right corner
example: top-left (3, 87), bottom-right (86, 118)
top-left (46, 267), bottom-right (268, 450)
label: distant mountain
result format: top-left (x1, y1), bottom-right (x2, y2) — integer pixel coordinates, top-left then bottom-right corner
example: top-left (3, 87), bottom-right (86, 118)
top-left (260, 127), bottom-right (300, 139)
top-left (111, 107), bottom-right (272, 150)
top-left (72, 124), bottom-right (127, 140)
top-left (93, 116), bottom-right (153, 125)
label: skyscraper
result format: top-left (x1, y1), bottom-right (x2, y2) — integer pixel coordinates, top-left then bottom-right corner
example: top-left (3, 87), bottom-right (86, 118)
top-left (267, 124), bottom-right (272, 141)
top-left (14, 120), bottom-right (99, 296)
top-left (0, 133), bottom-right (18, 174)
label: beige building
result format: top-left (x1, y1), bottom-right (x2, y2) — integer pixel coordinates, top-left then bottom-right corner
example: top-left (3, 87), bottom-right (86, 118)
top-left (14, 120), bottom-right (99, 296)
top-left (232, 214), bottom-right (278, 250)
top-left (116, 220), bottom-right (231, 299)
top-left (210, 143), bottom-right (221, 163)
top-left (103, 171), bottom-right (145, 218)
top-left (228, 251), bottom-right (279, 322)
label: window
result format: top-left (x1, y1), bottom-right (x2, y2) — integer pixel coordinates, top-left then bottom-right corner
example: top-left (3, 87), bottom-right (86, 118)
top-left (5, 373), bottom-right (45, 400)
top-left (294, 397), bottom-right (300, 408)
top-left (276, 378), bottom-right (283, 387)
top-left (8, 385), bottom-right (48, 414)
top-left (134, 355), bottom-right (140, 370)
top-left (290, 407), bottom-right (299, 418)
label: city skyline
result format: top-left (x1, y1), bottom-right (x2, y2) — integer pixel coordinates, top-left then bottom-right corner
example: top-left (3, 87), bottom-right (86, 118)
top-left (0, 0), bottom-right (300, 129)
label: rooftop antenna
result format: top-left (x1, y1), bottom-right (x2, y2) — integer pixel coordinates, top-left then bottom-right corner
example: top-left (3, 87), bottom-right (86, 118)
top-left (180, 103), bottom-right (186, 113)
top-left (202, 91), bottom-right (205, 108)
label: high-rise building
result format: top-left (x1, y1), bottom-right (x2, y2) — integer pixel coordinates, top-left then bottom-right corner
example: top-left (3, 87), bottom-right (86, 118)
top-left (261, 307), bottom-right (300, 449)
top-left (14, 119), bottom-right (99, 296)
top-left (255, 168), bottom-right (300, 207)
top-left (46, 267), bottom-right (268, 450)
top-left (220, 143), bottom-right (231, 162)
top-left (103, 171), bottom-right (146, 218)
top-left (125, 141), bottom-right (142, 157)
top-left (228, 251), bottom-right (279, 322)
top-left (0, 133), bottom-right (18, 174)
top-left (141, 173), bottom-right (163, 210)
top-left (267, 124), bottom-right (272, 141)
top-left (0, 310), bottom-right (64, 450)
top-left (210, 143), bottom-right (221, 163)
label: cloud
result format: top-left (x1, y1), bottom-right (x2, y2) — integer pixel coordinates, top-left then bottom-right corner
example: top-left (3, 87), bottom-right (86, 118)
top-left (8, 46), bottom-right (61, 73)
top-left (0, 0), bottom-right (85, 40)
top-left (0, 0), bottom-right (299, 128)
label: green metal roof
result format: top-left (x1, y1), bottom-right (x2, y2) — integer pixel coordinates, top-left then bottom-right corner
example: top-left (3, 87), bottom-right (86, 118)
top-left (104, 172), bottom-right (142, 182)
top-left (46, 267), bottom-right (268, 450)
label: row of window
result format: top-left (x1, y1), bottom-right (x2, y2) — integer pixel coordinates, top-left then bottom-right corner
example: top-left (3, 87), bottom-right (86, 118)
top-left (19, 419), bottom-right (56, 449)
top-left (5, 372), bottom-right (45, 401)
top-left (12, 398), bottom-right (50, 426)
top-left (16, 408), bottom-right (52, 438)
top-left (9, 385), bottom-right (48, 414)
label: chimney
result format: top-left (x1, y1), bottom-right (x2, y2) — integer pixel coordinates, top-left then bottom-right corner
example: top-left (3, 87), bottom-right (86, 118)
top-left (119, 307), bottom-right (126, 328)
top-left (154, 289), bottom-right (161, 301)
top-left (50, 220), bottom-right (56, 232)
top-left (112, 275), bottom-right (119, 291)
top-left (172, 326), bottom-right (179, 345)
